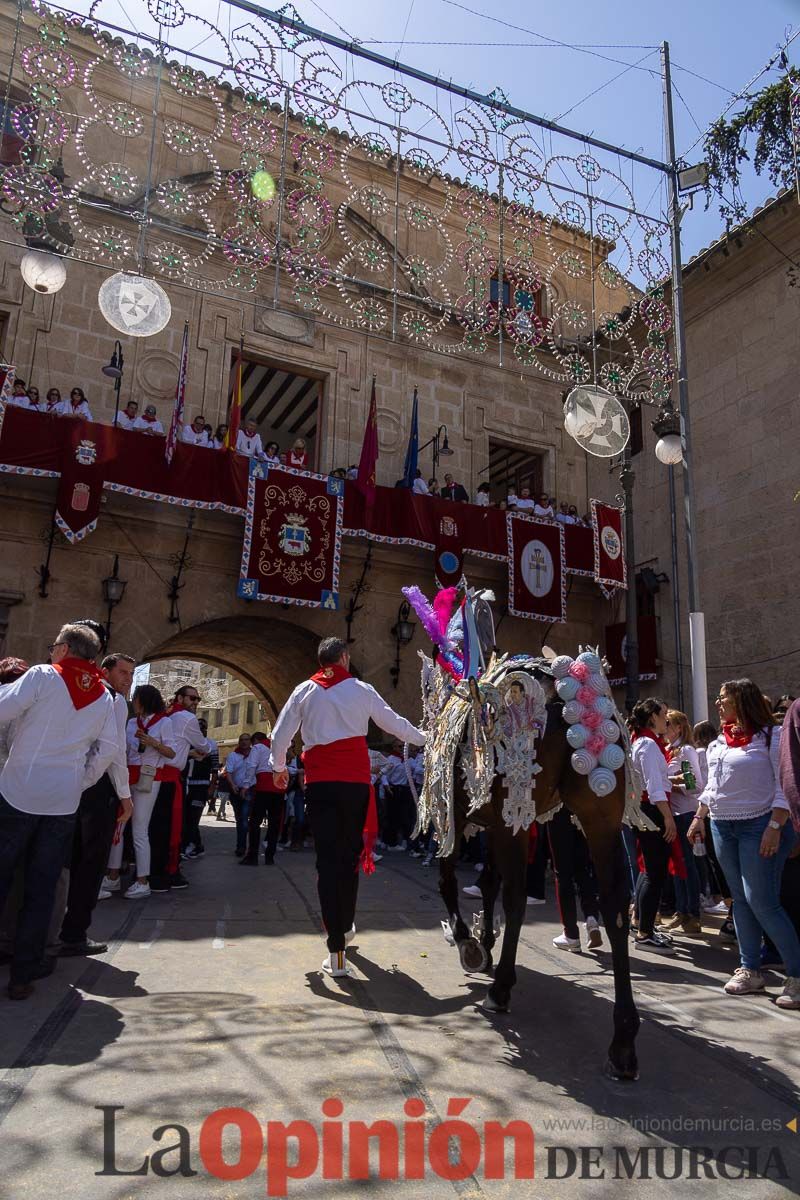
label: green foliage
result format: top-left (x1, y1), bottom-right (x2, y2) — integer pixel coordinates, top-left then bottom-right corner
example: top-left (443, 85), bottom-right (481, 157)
top-left (703, 69), bottom-right (799, 226)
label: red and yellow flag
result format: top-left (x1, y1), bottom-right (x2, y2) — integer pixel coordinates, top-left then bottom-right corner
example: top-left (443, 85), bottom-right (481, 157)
top-left (224, 342), bottom-right (243, 450)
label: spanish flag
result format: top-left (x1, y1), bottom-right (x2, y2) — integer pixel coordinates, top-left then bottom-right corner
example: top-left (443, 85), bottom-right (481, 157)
top-left (224, 341), bottom-right (243, 450)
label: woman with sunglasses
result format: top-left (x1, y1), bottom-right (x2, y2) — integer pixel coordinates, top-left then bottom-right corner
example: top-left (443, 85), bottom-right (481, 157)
top-left (662, 710), bottom-right (704, 936)
top-left (45, 388), bottom-right (62, 414)
top-left (688, 679), bottom-right (800, 1007)
top-left (61, 387), bottom-right (92, 420)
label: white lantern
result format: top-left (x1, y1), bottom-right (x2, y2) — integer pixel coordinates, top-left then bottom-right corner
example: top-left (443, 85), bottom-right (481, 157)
top-left (654, 433), bottom-right (683, 465)
top-left (20, 249), bottom-right (67, 295)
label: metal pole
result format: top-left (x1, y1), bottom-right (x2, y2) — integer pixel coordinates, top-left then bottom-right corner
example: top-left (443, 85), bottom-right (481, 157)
top-left (619, 451), bottom-right (639, 713)
top-left (667, 464), bottom-right (684, 710)
top-left (662, 41), bottom-right (707, 721)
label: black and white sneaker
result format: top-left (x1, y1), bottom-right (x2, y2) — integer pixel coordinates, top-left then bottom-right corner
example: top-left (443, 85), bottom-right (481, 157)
top-left (634, 932), bottom-right (676, 955)
top-left (170, 872), bottom-right (190, 890)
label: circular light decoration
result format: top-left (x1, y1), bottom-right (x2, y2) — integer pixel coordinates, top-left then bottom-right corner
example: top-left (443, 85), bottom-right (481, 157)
top-left (250, 170), bottom-right (276, 202)
top-left (98, 272), bottom-right (171, 337)
top-left (655, 433), bottom-right (683, 465)
top-left (563, 384), bottom-right (630, 458)
top-left (20, 249), bottom-right (67, 294)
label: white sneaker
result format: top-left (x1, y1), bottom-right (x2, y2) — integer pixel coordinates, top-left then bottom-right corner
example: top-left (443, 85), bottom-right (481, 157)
top-left (322, 951), bottom-right (353, 978)
top-left (102, 875), bottom-right (120, 892)
top-left (586, 916), bottom-right (603, 949)
top-left (371, 853), bottom-right (383, 863)
top-left (125, 881), bottom-right (151, 899)
top-left (97, 889), bottom-right (112, 901)
top-left (345, 925), bottom-right (356, 946)
top-left (388, 841), bottom-right (407, 853)
top-left (526, 896), bottom-right (546, 906)
top-left (462, 884), bottom-right (482, 898)
top-left (553, 932), bottom-right (581, 952)
top-left (703, 900), bottom-right (730, 915)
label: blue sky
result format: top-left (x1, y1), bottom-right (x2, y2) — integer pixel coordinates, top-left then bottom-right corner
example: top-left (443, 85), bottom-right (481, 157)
top-left (293, 0), bottom-right (798, 256)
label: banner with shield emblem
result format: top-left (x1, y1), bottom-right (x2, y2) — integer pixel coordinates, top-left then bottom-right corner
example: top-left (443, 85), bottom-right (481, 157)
top-left (506, 512), bottom-right (567, 622)
top-left (591, 500), bottom-right (627, 591)
top-left (238, 460), bottom-right (344, 609)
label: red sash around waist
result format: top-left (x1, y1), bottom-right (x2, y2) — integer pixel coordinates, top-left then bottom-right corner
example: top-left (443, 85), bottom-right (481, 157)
top-left (302, 736), bottom-right (371, 785)
top-left (128, 764), bottom-right (182, 785)
top-left (255, 770), bottom-right (285, 793)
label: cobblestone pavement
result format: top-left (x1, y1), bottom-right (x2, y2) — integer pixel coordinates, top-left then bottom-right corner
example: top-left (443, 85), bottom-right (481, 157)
top-left (1, 816), bottom-right (799, 1198)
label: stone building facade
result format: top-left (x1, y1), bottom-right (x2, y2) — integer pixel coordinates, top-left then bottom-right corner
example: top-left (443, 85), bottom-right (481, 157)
top-left (0, 4), bottom-right (648, 720)
top-left (588, 191), bottom-right (800, 713)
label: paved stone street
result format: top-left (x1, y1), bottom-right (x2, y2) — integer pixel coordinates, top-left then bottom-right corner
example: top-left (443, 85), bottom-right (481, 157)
top-left (1, 815), bottom-right (799, 1199)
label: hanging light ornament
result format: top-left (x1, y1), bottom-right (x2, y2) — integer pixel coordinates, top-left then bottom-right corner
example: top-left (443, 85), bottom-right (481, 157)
top-left (20, 249), bottom-right (67, 295)
top-left (98, 271), bottom-right (172, 337)
top-left (651, 407), bottom-right (683, 466)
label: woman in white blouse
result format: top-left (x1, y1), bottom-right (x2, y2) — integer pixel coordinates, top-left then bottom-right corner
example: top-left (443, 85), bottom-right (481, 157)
top-left (103, 684), bottom-right (176, 900)
top-left (688, 679), bottom-right (800, 1007)
top-left (662, 710), bottom-right (704, 936)
top-left (630, 698), bottom-right (677, 954)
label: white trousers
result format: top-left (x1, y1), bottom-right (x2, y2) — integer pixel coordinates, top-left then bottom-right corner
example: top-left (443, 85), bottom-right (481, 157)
top-left (107, 781), bottom-right (162, 878)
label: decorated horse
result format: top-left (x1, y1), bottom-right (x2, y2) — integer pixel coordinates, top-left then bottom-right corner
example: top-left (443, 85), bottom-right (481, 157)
top-left (402, 582), bottom-right (654, 1082)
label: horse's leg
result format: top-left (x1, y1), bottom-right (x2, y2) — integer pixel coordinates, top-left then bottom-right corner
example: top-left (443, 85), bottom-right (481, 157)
top-left (563, 785), bottom-right (640, 1081)
top-left (484, 827), bottom-right (529, 1013)
top-left (477, 840), bottom-right (501, 973)
top-left (439, 849), bottom-right (471, 943)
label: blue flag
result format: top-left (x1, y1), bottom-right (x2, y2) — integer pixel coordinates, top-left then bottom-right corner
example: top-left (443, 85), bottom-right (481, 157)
top-left (402, 388), bottom-right (419, 489)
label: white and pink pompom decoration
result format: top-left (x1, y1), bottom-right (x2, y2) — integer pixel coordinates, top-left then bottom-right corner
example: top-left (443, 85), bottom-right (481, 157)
top-left (571, 748), bottom-right (597, 775)
top-left (588, 766), bottom-right (617, 796)
top-left (562, 700), bottom-right (583, 724)
top-left (551, 655), bottom-right (573, 678)
top-left (600, 719), bottom-right (621, 743)
top-left (577, 651), bottom-right (603, 673)
top-left (594, 695), bottom-right (615, 718)
top-left (556, 676), bottom-right (581, 702)
top-left (600, 743), bottom-right (626, 771)
top-left (566, 723), bottom-right (588, 749)
top-left (587, 672), bottom-right (611, 696)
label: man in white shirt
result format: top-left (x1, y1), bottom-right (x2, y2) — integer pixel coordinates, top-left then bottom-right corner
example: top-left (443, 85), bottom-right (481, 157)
top-left (134, 404), bottom-right (164, 435)
top-left (411, 470), bottom-right (429, 495)
top-left (380, 746), bottom-right (415, 851)
top-left (181, 414), bottom-right (212, 447)
top-left (236, 419), bottom-right (264, 459)
top-left (0, 624), bottom-right (120, 998)
top-left (556, 502), bottom-right (575, 525)
top-left (7, 380), bottom-right (30, 408)
top-left (148, 683), bottom-right (212, 890)
top-left (58, 647), bottom-right (135, 957)
top-left (271, 636), bottom-right (425, 976)
top-left (117, 400), bottom-right (140, 430)
top-left (533, 494), bottom-right (555, 519)
top-left (226, 733), bottom-right (258, 857)
top-left (515, 487), bottom-right (535, 512)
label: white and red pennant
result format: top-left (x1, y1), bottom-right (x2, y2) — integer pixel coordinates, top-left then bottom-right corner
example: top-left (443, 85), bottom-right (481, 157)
top-left (591, 500), bottom-right (626, 591)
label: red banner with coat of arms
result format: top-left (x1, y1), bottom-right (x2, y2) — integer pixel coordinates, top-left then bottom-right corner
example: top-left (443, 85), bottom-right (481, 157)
top-left (238, 460), bottom-right (344, 609)
top-left (506, 512), bottom-right (567, 622)
top-left (55, 421), bottom-right (117, 543)
top-left (591, 500), bottom-right (626, 591)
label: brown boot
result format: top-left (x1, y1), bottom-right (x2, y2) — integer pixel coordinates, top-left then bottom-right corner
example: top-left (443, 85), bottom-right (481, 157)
top-left (682, 916), bottom-right (703, 936)
top-left (661, 913), bottom-right (687, 931)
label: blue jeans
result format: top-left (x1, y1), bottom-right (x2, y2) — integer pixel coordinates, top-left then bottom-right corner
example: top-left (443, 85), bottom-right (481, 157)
top-left (230, 789), bottom-right (252, 855)
top-left (712, 814), bottom-right (800, 975)
top-left (0, 792), bottom-right (76, 983)
top-left (673, 811), bottom-right (701, 918)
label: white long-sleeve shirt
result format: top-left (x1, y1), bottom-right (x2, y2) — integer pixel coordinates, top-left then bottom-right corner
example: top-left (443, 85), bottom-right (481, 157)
top-left (168, 708), bottom-right (212, 771)
top-left (181, 425), bottom-right (211, 447)
top-left (236, 429), bottom-right (264, 458)
top-left (270, 675), bottom-right (425, 767)
top-left (117, 411), bottom-right (140, 430)
top-left (83, 687), bottom-right (132, 798)
top-left (250, 741), bottom-right (277, 776)
top-left (698, 730), bottom-right (788, 821)
top-left (0, 665), bottom-right (118, 815)
top-left (667, 742), bottom-right (703, 816)
top-left (125, 715), bottom-right (177, 771)
top-left (58, 399), bottom-right (93, 420)
top-left (382, 755), bottom-right (410, 788)
top-left (226, 749), bottom-right (257, 790)
top-left (631, 735), bottom-right (671, 806)
top-left (133, 415), bottom-right (164, 435)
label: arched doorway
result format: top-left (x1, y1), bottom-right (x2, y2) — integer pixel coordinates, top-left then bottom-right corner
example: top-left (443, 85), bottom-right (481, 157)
top-left (146, 616), bottom-right (320, 720)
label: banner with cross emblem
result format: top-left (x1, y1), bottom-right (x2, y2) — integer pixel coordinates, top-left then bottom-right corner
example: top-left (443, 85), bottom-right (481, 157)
top-left (238, 460), bottom-right (344, 609)
top-left (591, 499), bottom-right (627, 592)
top-left (506, 512), bottom-right (567, 622)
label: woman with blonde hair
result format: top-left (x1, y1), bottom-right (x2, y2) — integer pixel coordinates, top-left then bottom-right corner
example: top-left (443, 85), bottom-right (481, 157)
top-left (663, 709), bottom-right (704, 936)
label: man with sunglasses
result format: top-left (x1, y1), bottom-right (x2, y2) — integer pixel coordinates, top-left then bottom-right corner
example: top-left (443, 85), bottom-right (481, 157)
top-left (147, 686), bottom-right (211, 892)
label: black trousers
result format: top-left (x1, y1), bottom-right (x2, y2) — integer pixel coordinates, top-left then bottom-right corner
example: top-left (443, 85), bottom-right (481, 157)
top-left (60, 775), bottom-right (119, 945)
top-left (305, 782), bottom-right (369, 953)
top-left (183, 787), bottom-right (207, 852)
top-left (0, 792), bottom-right (75, 983)
top-left (636, 801), bottom-right (672, 936)
top-left (148, 781), bottom-right (176, 885)
top-left (244, 792), bottom-right (284, 862)
top-left (547, 806), bottom-right (600, 938)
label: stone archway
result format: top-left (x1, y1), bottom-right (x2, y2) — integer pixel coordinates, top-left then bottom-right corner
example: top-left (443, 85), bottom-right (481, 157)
top-left (146, 616), bottom-right (320, 719)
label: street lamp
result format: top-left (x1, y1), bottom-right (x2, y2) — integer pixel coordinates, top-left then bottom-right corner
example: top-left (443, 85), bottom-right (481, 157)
top-left (389, 600), bottom-right (416, 688)
top-left (102, 341), bottom-right (125, 428)
top-left (419, 424), bottom-right (454, 480)
top-left (101, 554), bottom-right (127, 648)
top-left (652, 407), bottom-right (683, 465)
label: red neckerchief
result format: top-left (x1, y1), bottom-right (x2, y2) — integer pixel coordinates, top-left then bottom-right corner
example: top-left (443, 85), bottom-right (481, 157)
top-left (70, 400), bottom-right (84, 411)
top-left (52, 657), bottom-right (105, 710)
top-left (46, 400), bottom-right (60, 412)
top-left (310, 664), bottom-right (351, 689)
top-left (723, 723), bottom-right (753, 748)
top-left (236, 745), bottom-right (251, 758)
top-left (632, 727), bottom-right (670, 761)
top-left (290, 451), bottom-right (306, 465)
top-left (141, 413), bottom-right (158, 423)
top-left (28, 400), bottom-right (42, 410)
top-left (137, 711), bottom-right (166, 733)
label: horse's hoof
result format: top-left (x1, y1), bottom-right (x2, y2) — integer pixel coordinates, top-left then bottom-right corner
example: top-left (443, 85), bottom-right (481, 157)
top-left (482, 991), bottom-right (509, 1014)
top-left (603, 1057), bottom-right (639, 1083)
top-left (458, 937), bottom-right (488, 974)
